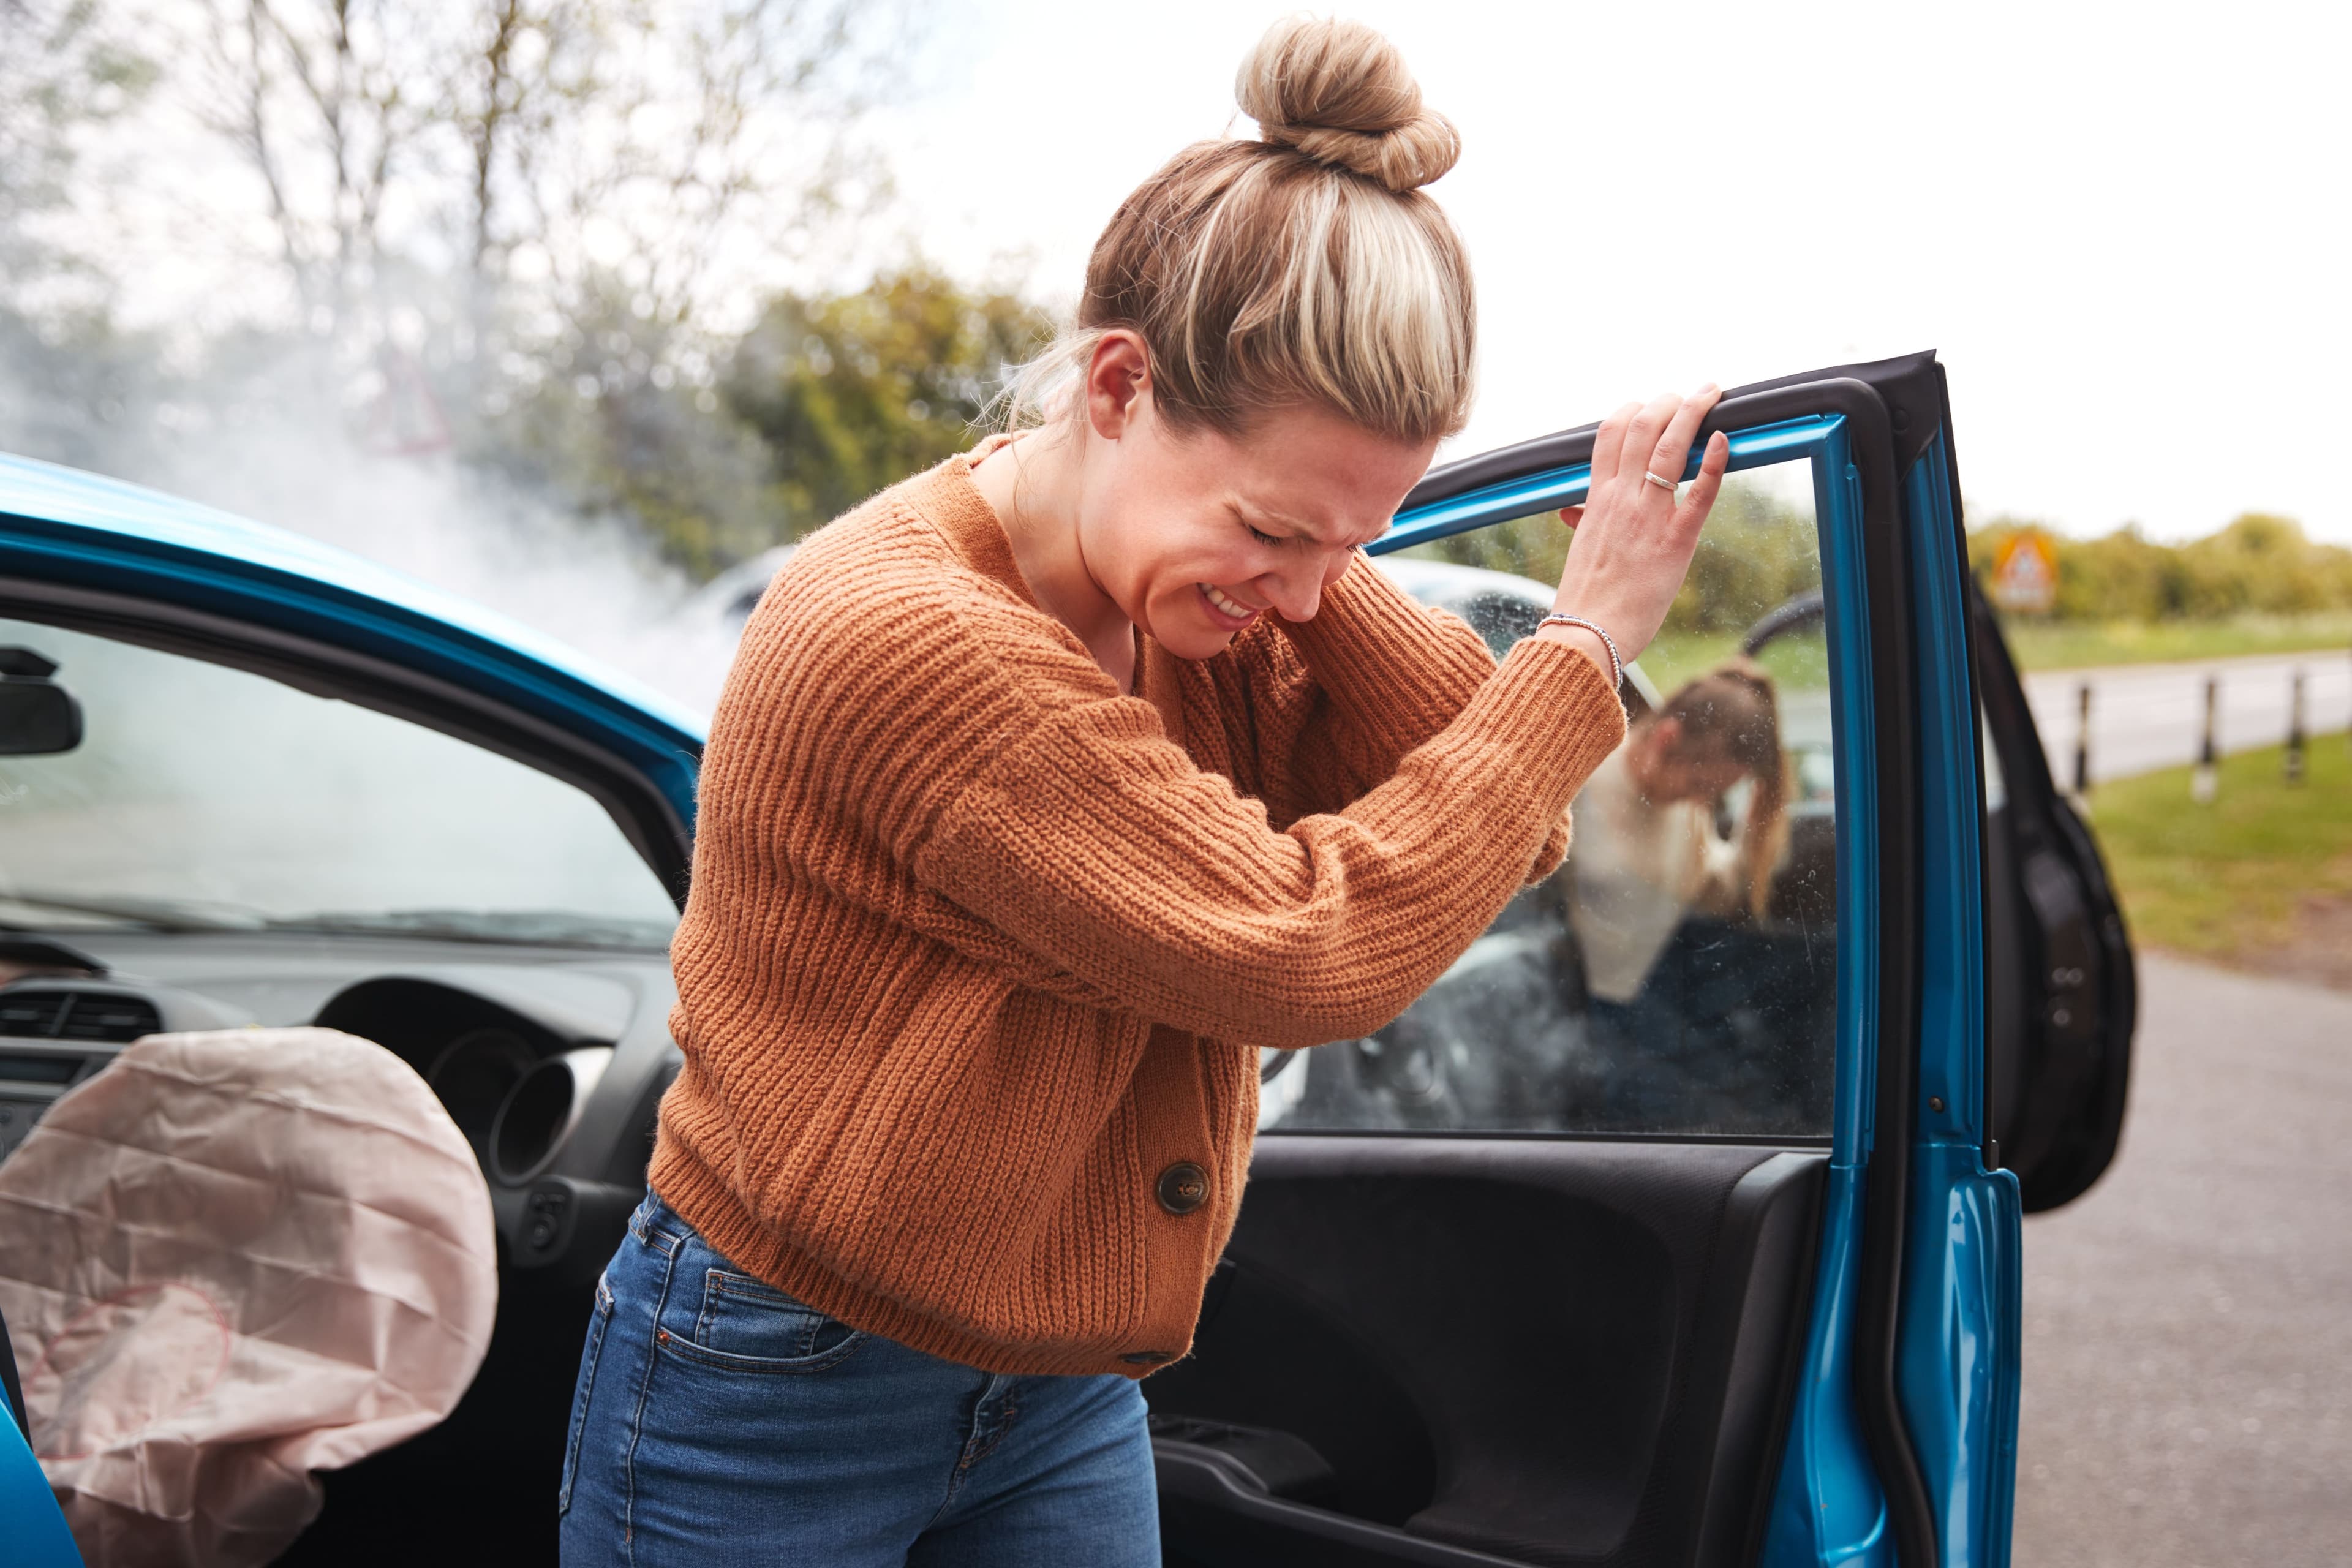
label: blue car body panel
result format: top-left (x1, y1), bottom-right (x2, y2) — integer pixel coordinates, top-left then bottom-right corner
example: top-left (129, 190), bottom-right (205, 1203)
top-left (1894, 433), bottom-right (2022, 1568)
top-left (0, 454), bottom-right (707, 832)
top-left (0, 1389), bottom-right (81, 1568)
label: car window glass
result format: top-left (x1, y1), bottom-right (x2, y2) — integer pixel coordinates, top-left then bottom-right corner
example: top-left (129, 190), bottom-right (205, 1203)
top-left (1981, 713), bottom-right (2009, 812)
top-left (0, 619), bottom-right (679, 948)
top-left (1261, 458), bottom-right (1836, 1137)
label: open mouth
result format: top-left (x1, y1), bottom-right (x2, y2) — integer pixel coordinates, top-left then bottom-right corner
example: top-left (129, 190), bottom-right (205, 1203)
top-left (1197, 582), bottom-right (1261, 631)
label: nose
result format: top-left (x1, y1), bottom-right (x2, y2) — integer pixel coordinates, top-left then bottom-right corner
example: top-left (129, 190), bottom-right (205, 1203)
top-left (1259, 548), bottom-right (1350, 623)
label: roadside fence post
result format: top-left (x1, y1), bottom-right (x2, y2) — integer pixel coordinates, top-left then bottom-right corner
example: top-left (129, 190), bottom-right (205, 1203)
top-left (2073, 682), bottom-right (2092, 796)
top-left (2193, 675), bottom-right (2219, 804)
top-left (2285, 669), bottom-right (2307, 785)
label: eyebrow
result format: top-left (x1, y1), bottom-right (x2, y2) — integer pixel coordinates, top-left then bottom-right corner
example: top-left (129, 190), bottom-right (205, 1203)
top-left (1238, 501), bottom-right (1380, 548)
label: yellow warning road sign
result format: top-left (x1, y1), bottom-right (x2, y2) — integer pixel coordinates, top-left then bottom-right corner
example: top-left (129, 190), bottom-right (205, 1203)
top-left (1990, 531), bottom-right (2058, 615)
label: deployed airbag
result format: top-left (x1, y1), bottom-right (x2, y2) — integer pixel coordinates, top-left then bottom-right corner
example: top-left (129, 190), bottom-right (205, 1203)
top-left (0, 1027), bottom-right (497, 1567)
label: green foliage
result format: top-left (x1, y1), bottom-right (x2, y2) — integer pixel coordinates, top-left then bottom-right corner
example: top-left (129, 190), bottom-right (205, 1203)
top-left (722, 267), bottom-right (1054, 539)
top-left (1660, 481), bottom-right (1822, 635)
top-left (1969, 513), bottom-right (2352, 622)
top-left (473, 341), bottom-right (782, 582)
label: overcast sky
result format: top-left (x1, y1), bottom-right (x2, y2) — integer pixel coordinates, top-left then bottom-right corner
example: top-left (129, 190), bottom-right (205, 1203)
top-left (874, 0), bottom-right (2351, 543)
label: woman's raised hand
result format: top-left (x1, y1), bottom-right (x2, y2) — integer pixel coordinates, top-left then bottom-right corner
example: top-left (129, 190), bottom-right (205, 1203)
top-left (1544, 387), bottom-right (1730, 665)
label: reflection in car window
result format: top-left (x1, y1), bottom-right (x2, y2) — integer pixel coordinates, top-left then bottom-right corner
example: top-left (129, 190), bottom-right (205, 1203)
top-left (0, 619), bottom-right (679, 948)
top-left (1262, 460), bottom-right (1837, 1137)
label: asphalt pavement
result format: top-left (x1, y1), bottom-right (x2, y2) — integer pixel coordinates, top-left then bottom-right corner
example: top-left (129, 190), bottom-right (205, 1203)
top-left (2011, 956), bottom-right (2352, 1566)
top-left (2024, 652), bottom-right (2352, 787)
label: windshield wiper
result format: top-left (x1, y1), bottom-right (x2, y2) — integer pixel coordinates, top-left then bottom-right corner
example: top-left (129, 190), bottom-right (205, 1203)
top-left (268, 908), bottom-right (674, 951)
top-left (0, 891), bottom-right (673, 950)
top-left (0, 890), bottom-right (268, 933)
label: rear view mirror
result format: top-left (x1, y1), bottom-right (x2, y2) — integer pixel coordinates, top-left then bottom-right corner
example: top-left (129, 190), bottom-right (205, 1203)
top-left (0, 647), bottom-right (83, 755)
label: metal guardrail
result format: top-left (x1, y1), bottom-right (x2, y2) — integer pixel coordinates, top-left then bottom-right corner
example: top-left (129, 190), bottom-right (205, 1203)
top-left (2043, 647), bottom-right (2351, 801)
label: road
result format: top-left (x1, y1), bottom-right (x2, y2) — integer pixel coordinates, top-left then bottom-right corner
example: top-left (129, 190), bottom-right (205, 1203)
top-left (2011, 957), bottom-right (2352, 1566)
top-left (2023, 651), bottom-right (2352, 787)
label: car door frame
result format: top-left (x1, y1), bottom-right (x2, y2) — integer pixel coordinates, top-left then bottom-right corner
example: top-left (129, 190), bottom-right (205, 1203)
top-left (0, 458), bottom-right (706, 900)
top-left (1381, 351), bottom-right (2014, 1568)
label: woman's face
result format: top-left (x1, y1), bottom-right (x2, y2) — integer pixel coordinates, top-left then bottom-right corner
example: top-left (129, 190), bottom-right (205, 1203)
top-left (1074, 385), bottom-right (1439, 661)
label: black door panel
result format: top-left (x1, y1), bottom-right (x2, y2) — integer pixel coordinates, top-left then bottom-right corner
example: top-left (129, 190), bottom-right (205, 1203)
top-left (1970, 582), bottom-right (2137, 1209)
top-left (1151, 1138), bottom-right (1824, 1568)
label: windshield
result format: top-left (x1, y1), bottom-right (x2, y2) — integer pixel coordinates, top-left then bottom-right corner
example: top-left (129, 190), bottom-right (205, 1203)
top-left (0, 618), bottom-right (679, 949)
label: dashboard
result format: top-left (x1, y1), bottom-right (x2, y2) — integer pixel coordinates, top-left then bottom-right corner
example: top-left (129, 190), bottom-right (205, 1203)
top-left (0, 930), bottom-right (682, 1281)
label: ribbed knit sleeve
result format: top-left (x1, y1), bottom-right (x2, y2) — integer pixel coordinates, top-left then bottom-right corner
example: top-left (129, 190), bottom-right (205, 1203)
top-left (1220, 557), bottom-right (1580, 879)
top-left (910, 633), bottom-right (1624, 1049)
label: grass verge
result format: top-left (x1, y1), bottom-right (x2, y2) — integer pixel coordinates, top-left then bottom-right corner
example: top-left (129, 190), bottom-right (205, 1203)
top-left (1996, 611), bottom-right (2352, 671)
top-left (1643, 613), bottom-right (2352, 692)
top-left (2084, 734), bottom-right (2352, 982)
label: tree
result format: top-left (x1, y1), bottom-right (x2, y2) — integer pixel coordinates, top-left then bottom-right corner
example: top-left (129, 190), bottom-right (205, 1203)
top-left (722, 265), bottom-right (1054, 538)
top-left (171, 0), bottom-right (904, 353)
top-left (0, 0), bottom-right (941, 581)
top-left (0, 0), bottom-right (156, 296)
top-left (1969, 513), bottom-right (2352, 622)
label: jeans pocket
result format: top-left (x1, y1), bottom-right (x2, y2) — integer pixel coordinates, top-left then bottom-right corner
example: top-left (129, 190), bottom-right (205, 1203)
top-left (660, 1267), bottom-right (865, 1374)
top-left (557, 1273), bottom-right (616, 1517)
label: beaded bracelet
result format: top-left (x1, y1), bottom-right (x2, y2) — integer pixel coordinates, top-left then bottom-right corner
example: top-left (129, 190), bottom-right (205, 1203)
top-left (1535, 613), bottom-right (1623, 691)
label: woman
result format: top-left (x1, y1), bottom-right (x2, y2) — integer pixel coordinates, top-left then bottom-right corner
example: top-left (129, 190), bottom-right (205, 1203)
top-left (1566, 661), bottom-right (1793, 1124)
top-left (559, 17), bottom-right (1730, 1566)
top-left (1568, 659), bottom-right (1790, 1005)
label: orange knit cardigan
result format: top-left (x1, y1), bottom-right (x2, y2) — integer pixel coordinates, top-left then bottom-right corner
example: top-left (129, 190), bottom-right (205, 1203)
top-left (650, 450), bottom-right (1626, 1378)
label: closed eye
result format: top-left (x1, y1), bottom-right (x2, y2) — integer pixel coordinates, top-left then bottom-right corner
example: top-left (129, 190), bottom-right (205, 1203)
top-left (1238, 512), bottom-right (1284, 548)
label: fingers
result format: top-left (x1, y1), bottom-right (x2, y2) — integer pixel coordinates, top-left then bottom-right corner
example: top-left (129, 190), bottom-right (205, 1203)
top-left (1556, 505), bottom-right (1583, 531)
top-left (1647, 384), bottom-right (1721, 484)
top-left (1621, 393), bottom-right (1683, 485)
top-left (1679, 429), bottom-right (1730, 525)
top-left (1589, 402), bottom-right (1642, 486)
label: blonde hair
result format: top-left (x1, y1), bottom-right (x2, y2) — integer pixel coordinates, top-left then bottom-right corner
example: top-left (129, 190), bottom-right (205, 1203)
top-left (1004, 16), bottom-right (1475, 445)
top-left (1652, 659), bottom-right (1792, 919)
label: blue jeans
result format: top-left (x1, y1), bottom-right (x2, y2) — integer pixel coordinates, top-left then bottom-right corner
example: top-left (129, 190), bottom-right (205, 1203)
top-left (557, 1194), bottom-right (1160, 1567)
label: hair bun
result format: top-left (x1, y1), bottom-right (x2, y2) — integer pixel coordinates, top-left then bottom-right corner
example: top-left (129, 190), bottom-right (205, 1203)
top-left (1235, 17), bottom-right (1460, 193)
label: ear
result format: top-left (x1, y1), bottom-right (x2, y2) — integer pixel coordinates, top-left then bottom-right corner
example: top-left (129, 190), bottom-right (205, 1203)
top-left (1083, 330), bottom-right (1153, 441)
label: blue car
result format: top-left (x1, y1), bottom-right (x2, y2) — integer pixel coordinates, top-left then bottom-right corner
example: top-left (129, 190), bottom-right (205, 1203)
top-left (0, 351), bottom-right (2132, 1568)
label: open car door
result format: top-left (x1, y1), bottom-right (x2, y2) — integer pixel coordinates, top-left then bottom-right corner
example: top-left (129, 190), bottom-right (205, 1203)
top-left (1972, 582), bottom-right (2136, 1211)
top-left (1147, 352), bottom-right (2079, 1568)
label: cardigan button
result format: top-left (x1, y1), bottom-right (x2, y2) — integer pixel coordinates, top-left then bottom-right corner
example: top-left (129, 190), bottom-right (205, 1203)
top-left (1156, 1161), bottom-right (1209, 1215)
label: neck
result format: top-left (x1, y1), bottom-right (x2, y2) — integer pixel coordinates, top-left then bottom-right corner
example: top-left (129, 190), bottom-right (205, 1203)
top-left (971, 431), bottom-right (1137, 687)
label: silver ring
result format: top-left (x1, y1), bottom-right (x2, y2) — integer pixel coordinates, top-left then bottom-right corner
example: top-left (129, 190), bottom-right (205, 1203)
top-left (1642, 470), bottom-right (1677, 492)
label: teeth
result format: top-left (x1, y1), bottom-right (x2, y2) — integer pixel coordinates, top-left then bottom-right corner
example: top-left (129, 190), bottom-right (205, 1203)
top-left (1203, 584), bottom-right (1254, 620)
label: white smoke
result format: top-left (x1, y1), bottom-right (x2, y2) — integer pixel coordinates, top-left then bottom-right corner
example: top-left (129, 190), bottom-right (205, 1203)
top-left (0, 341), bottom-right (745, 719)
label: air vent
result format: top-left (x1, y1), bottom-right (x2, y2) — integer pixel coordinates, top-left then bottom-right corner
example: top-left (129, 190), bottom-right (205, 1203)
top-left (0, 989), bottom-right (161, 1043)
